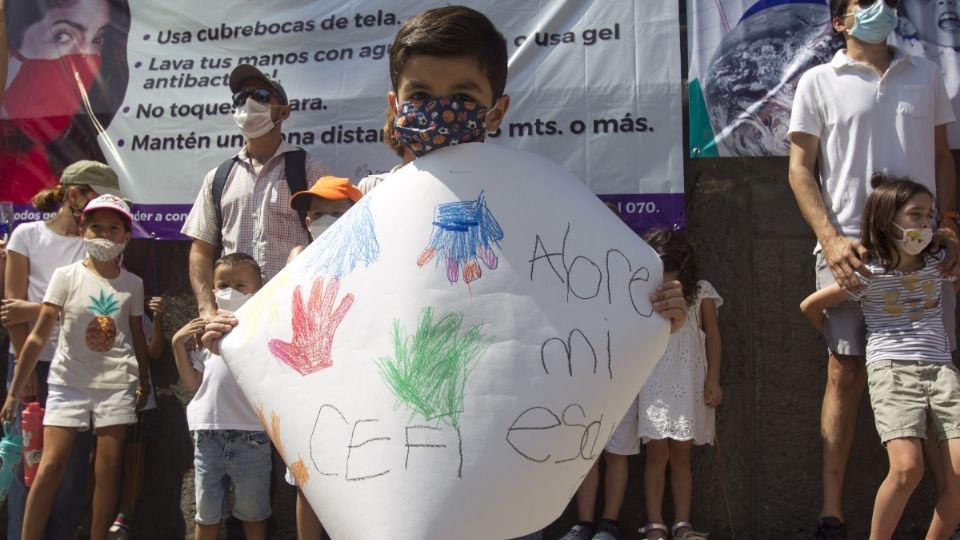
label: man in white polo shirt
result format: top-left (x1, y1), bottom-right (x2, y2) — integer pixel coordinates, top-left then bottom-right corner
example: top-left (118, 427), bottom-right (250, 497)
top-left (788, 0), bottom-right (959, 538)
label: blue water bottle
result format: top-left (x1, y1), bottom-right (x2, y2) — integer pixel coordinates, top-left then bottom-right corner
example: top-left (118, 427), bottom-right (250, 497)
top-left (0, 421), bottom-right (23, 502)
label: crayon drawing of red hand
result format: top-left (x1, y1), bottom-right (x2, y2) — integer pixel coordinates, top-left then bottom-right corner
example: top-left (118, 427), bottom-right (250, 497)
top-left (269, 276), bottom-right (355, 376)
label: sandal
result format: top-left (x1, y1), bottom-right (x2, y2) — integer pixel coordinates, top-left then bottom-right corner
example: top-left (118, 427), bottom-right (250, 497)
top-left (639, 523), bottom-right (668, 540)
top-left (671, 521), bottom-right (709, 540)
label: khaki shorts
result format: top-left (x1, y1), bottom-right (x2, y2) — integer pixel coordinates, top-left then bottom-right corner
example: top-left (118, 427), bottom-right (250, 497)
top-left (866, 360), bottom-right (960, 443)
top-left (814, 253), bottom-right (958, 355)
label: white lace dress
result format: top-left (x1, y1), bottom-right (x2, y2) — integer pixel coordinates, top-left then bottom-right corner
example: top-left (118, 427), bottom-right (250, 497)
top-left (637, 280), bottom-right (722, 445)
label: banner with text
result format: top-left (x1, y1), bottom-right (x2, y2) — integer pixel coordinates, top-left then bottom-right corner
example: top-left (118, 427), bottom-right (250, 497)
top-left (688, 0), bottom-right (960, 158)
top-left (2, 0), bottom-right (683, 238)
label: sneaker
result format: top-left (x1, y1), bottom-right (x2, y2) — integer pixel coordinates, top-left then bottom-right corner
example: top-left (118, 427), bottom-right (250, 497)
top-left (106, 519), bottom-right (130, 540)
top-left (559, 523), bottom-right (595, 540)
top-left (592, 519), bottom-right (621, 540)
top-left (813, 517), bottom-right (846, 540)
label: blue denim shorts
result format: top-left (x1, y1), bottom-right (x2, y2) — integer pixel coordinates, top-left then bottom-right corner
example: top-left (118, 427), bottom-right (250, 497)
top-left (193, 430), bottom-right (272, 524)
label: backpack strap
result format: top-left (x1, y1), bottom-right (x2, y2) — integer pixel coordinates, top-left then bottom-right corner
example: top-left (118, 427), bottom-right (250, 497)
top-left (211, 149), bottom-right (310, 244)
top-left (284, 148), bottom-right (310, 235)
top-left (211, 156), bottom-right (239, 246)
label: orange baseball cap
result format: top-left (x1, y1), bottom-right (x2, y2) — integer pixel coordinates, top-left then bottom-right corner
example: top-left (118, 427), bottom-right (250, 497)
top-left (290, 176), bottom-right (362, 212)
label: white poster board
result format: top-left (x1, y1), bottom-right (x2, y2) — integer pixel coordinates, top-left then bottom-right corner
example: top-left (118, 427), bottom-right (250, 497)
top-left (220, 143), bottom-right (669, 539)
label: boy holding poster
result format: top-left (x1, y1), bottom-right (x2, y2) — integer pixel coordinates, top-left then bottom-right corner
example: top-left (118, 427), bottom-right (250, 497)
top-left (204, 6), bottom-right (688, 538)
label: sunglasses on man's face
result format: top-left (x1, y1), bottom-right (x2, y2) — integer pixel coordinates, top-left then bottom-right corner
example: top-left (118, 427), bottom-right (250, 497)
top-left (232, 88), bottom-right (274, 107)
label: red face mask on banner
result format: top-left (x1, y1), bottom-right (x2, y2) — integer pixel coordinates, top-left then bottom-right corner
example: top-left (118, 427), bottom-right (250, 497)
top-left (4, 51), bottom-right (102, 144)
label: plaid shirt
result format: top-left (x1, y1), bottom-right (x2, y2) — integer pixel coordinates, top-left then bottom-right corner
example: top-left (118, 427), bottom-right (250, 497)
top-left (181, 142), bottom-right (332, 281)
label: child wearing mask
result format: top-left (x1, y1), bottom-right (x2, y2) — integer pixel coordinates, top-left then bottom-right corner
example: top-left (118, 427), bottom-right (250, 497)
top-left (171, 253), bottom-right (270, 540)
top-left (203, 6), bottom-right (691, 540)
top-left (286, 176), bottom-right (363, 263)
top-left (0, 195), bottom-right (149, 540)
top-left (282, 176), bottom-right (361, 539)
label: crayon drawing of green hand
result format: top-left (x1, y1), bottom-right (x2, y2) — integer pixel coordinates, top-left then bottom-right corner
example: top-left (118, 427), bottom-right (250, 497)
top-left (377, 307), bottom-right (491, 427)
top-left (269, 276), bottom-right (354, 376)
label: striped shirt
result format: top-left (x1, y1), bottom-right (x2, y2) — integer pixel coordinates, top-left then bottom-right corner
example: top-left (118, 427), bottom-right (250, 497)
top-left (852, 252), bottom-right (953, 364)
top-left (181, 142), bottom-right (332, 282)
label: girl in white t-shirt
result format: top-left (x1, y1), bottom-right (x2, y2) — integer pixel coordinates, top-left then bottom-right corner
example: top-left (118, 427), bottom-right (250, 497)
top-left (801, 175), bottom-right (960, 539)
top-left (1, 195), bottom-right (150, 540)
top-left (1, 164), bottom-right (116, 538)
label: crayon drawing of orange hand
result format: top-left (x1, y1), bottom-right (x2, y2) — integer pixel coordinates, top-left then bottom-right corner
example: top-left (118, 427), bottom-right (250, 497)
top-left (269, 276), bottom-right (355, 376)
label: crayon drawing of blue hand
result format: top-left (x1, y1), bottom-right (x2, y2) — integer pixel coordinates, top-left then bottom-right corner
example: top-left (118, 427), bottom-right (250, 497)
top-left (303, 197), bottom-right (379, 279)
top-left (417, 191), bottom-right (504, 284)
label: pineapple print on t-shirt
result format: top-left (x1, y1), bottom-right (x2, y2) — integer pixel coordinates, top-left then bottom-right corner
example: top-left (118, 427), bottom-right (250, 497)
top-left (86, 290), bottom-right (119, 351)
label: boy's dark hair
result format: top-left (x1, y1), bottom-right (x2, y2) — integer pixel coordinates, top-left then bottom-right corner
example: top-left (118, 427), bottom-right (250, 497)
top-left (388, 5), bottom-right (508, 100)
top-left (642, 228), bottom-right (698, 306)
top-left (214, 252), bottom-right (262, 280)
top-left (861, 172), bottom-right (934, 272)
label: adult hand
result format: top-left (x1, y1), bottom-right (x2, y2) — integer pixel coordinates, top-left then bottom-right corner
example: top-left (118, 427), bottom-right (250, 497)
top-left (202, 310), bottom-right (238, 355)
top-left (199, 303), bottom-right (219, 321)
top-left (822, 235), bottom-right (870, 291)
top-left (651, 280), bottom-right (687, 333)
top-left (933, 219), bottom-right (960, 277)
top-left (1, 299), bottom-right (36, 327)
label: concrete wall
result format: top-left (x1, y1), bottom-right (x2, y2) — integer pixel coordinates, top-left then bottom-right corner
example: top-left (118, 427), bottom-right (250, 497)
top-left (2, 154), bottom-right (955, 539)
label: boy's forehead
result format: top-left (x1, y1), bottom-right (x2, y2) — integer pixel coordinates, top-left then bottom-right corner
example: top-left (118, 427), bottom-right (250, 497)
top-left (399, 55), bottom-right (491, 91)
top-left (215, 263), bottom-right (259, 281)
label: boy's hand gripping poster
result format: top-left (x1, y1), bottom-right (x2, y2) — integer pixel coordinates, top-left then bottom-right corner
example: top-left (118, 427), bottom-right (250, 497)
top-left (220, 143), bottom-right (670, 540)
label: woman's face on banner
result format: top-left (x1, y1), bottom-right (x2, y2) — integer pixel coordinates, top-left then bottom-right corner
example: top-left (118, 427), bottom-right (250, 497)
top-left (16, 0), bottom-right (110, 59)
top-left (902, 0), bottom-right (960, 49)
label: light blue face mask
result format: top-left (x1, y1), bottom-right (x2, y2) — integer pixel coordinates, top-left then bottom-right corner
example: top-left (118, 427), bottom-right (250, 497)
top-left (847, 1), bottom-right (898, 44)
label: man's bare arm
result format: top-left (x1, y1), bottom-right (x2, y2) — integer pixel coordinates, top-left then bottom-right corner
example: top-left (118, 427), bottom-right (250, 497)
top-left (188, 239), bottom-right (218, 318)
top-left (788, 132), bottom-right (869, 290)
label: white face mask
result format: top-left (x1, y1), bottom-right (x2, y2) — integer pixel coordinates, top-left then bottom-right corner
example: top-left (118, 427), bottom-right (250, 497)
top-left (308, 214), bottom-right (339, 240)
top-left (214, 288), bottom-right (253, 312)
top-left (893, 223), bottom-right (934, 256)
top-left (84, 237), bottom-right (126, 261)
top-left (233, 98), bottom-right (275, 139)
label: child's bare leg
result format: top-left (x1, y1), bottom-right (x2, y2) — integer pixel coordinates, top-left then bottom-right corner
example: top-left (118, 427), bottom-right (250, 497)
top-left (118, 439), bottom-right (147, 517)
top-left (668, 439), bottom-right (694, 524)
top-left (574, 460), bottom-right (599, 522)
top-left (870, 438), bottom-right (924, 540)
top-left (927, 438), bottom-right (960, 540)
top-left (643, 439), bottom-right (670, 537)
top-left (22, 426), bottom-right (78, 540)
top-left (602, 452), bottom-right (629, 521)
top-left (296, 488), bottom-right (323, 540)
top-left (194, 522), bottom-right (221, 540)
top-left (91, 425), bottom-right (126, 540)
top-left (241, 519), bottom-right (268, 540)
top-left (925, 422), bottom-right (947, 497)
